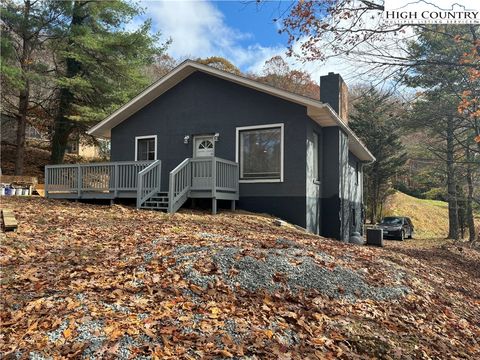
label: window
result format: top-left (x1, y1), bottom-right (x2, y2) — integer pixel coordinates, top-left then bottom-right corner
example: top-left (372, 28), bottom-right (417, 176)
top-left (236, 124), bottom-right (283, 182)
top-left (355, 162), bottom-right (360, 185)
top-left (313, 132), bottom-right (319, 181)
top-left (135, 135), bottom-right (157, 161)
top-left (199, 140), bottom-right (213, 149)
top-left (66, 139), bottom-right (79, 154)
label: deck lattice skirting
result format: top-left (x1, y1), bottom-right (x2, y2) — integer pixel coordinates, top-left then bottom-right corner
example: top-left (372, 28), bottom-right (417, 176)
top-left (45, 157), bottom-right (239, 214)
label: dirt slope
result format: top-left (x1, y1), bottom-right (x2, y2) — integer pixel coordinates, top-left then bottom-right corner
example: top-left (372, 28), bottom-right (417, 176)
top-left (1, 197), bottom-right (479, 359)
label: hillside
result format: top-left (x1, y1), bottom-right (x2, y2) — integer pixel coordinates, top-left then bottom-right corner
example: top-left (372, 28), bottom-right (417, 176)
top-left (0, 143), bottom-right (91, 182)
top-left (1, 197), bottom-right (479, 359)
top-left (383, 191), bottom-right (451, 239)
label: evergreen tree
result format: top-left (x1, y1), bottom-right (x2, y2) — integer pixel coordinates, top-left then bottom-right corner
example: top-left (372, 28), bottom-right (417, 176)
top-left (403, 25), bottom-right (479, 240)
top-left (1, 0), bottom-right (62, 174)
top-left (349, 88), bottom-right (407, 223)
top-left (49, 0), bottom-right (163, 163)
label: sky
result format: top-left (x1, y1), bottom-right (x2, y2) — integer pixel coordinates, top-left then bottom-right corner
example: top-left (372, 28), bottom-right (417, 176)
top-left (134, 0), bottom-right (366, 85)
top-left (132, 0), bottom-right (480, 88)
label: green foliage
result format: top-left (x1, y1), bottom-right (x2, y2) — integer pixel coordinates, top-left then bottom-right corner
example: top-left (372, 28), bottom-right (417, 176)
top-left (350, 88), bottom-right (407, 222)
top-left (423, 187), bottom-right (447, 201)
top-left (51, 0), bottom-right (163, 127)
top-left (1, 0), bottom-right (166, 164)
top-left (0, 0), bottom-right (60, 102)
top-left (402, 25), bottom-right (479, 240)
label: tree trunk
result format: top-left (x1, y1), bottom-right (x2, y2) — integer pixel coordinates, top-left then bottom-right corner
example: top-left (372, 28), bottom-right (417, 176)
top-left (50, 1), bottom-right (83, 164)
top-left (369, 176), bottom-right (377, 224)
top-left (15, 87), bottom-right (29, 175)
top-left (14, 0), bottom-right (32, 175)
top-left (50, 112), bottom-right (72, 164)
top-left (465, 147), bottom-right (477, 242)
top-left (446, 115), bottom-right (459, 240)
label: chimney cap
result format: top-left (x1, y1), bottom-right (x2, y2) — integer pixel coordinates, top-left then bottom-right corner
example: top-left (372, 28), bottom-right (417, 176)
top-left (328, 72), bottom-right (335, 75)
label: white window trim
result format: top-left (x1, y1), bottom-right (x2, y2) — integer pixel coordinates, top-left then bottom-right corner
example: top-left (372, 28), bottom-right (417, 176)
top-left (235, 123), bottom-right (284, 183)
top-left (135, 135), bottom-right (157, 161)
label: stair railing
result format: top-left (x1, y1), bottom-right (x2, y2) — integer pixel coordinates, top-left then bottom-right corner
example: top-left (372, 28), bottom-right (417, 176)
top-left (136, 160), bottom-right (162, 208)
top-left (168, 158), bottom-right (191, 213)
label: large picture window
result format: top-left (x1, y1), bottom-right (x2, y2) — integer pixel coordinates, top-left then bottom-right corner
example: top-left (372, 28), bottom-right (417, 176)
top-left (135, 135), bottom-right (157, 161)
top-left (236, 124), bottom-right (284, 182)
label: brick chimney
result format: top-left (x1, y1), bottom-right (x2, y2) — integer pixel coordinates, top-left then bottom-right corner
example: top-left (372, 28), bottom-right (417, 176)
top-left (320, 72), bottom-right (349, 124)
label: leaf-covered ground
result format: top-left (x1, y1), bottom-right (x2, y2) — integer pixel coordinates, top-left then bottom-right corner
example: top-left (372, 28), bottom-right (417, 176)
top-left (1, 197), bottom-right (479, 359)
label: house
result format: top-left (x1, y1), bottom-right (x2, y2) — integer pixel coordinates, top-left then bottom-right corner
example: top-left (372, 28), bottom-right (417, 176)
top-left (45, 60), bottom-right (375, 241)
top-left (65, 135), bottom-right (110, 159)
top-left (1, 113), bottom-right (49, 145)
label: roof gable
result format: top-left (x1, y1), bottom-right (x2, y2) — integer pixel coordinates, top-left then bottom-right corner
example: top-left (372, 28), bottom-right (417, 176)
top-left (88, 60), bottom-right (374, 162)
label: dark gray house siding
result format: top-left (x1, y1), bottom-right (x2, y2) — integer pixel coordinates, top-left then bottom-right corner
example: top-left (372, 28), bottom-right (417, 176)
top-left (111, 71), bottom-right (309, 227)
top-left (108, 69), bottom-right (368, 240)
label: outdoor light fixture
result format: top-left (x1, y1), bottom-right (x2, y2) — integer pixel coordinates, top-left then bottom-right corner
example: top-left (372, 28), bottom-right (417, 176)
top-left (183, 135), bottom-right (190, 144)
top-left (213, 133), bottom-right (220, 141)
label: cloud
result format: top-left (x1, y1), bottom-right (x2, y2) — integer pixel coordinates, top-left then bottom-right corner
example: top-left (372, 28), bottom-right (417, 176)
top-left (139, 2), bottom-right (323, 80)
top-left (142, 0), bottom-right (261, 67)
top-left (137, 0), bottom-right (413, 88)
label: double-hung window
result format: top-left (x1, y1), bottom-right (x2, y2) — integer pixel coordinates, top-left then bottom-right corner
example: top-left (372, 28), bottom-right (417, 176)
top-left (135, 135), bottom-right (157, 161)
top-left (236, 124), bottom-right (284, 182)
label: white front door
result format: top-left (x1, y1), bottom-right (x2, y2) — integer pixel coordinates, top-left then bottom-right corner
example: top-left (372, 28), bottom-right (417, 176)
top-left (193, 136), bottom-right (215, 157)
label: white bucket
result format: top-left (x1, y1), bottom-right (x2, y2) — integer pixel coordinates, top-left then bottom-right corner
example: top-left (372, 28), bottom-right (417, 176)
top-left (22, 188), bottom-right (29, 196)
top-left (15, 188), bottom-right (22, 196)
top-left (0, 188), bottom-right (4, 196)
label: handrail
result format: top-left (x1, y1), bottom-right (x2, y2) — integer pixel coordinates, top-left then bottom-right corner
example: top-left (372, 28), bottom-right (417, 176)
top-left (137, 160), bottom-right (162, 208)
top-left (168, 158), bottom-right (191, 213)
top-left (45, 160), bottom-right (153, 169)
top-left (170, 158), bottom-right (190, 174)
top-left (213, 157), bottom-right (238, 166)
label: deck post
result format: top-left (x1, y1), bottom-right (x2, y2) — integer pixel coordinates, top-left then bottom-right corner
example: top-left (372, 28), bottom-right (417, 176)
top-left (157, 160), bottom-right (162, 192)
top-left (44, 167), bottom-right (49, 198)
top-left (137, 172), bottom-right (143, 209)
top-left (231, 200), bottom-right (235, 211)
top-left (77, 165), bottom-right (82, 198)
top-left (114, 164), bottom-right (119, 197)
top-left (168, 171), bottom-right (174, 213)
top-left (211, 157), bottom-right (217, 198)
top-left (212, 198), bottom-right (217, 215)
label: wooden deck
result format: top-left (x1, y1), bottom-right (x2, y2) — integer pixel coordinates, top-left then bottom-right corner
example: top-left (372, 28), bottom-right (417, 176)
top-left (45, 157), bottom-right (239, 214)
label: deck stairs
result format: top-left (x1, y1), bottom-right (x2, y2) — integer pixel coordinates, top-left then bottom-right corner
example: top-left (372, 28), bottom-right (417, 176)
top-left (140, 191), bottom-right (169, 210)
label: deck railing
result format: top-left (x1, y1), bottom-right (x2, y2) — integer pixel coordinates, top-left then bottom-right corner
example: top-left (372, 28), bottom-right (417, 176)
top-left (45, 157), bottom-right (238, 214)
top-left (45, 161), bottom-right (154, 198)
top-left (137, 160), bottom-right (162, 208)
top-left (168, 157), bottom-right (239, 213)
top-left (168, 158), bottom-right (191, 213)
top-left (215, 158), bottom-right (239, 193)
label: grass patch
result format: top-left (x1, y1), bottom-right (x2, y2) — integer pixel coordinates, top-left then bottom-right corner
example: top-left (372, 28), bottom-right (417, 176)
top-left (384, 191), bottom-right (449, 239)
